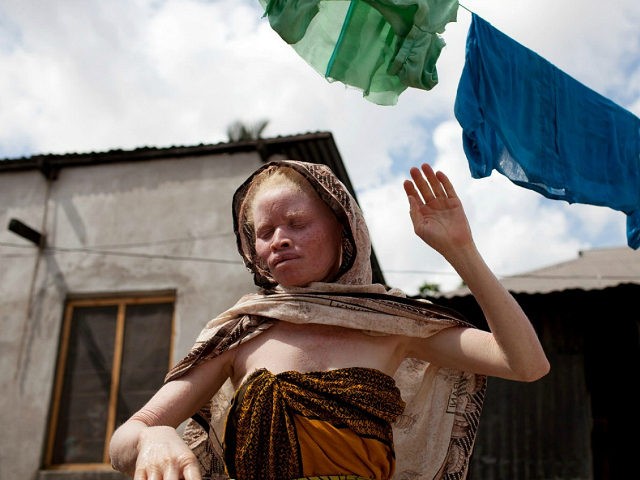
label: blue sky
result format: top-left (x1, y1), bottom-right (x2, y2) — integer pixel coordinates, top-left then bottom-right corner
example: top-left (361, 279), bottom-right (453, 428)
top-left (1, 0), bottom-right (638, 293)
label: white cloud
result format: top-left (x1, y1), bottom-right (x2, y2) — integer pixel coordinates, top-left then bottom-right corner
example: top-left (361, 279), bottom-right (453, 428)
top-left (1, 0), bottom-right (638, 293)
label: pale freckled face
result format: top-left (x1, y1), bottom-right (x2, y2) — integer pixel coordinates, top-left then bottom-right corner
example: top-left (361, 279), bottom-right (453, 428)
top-left (252, 184), bottom-right (343, 288)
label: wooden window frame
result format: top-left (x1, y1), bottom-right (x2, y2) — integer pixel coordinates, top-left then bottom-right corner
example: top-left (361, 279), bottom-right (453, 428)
top-left (44, 292), bottom-right (176, 470)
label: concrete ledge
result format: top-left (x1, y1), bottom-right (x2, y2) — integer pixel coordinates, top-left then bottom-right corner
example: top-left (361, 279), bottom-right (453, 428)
top-left (37, 470), bottom-right (129, 480)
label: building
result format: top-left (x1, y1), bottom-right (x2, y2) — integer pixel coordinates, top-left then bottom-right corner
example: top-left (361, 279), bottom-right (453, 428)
top-left (4, 130), bottom-right (637, 480)
top-left (0, 132), bottom-right (384, 480)
top-left (433, 247), bottom-right (640, 479)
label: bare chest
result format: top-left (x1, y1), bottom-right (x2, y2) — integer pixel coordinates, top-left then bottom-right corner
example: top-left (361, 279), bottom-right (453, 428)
top-left (231, 321), bottom-right (405, 386)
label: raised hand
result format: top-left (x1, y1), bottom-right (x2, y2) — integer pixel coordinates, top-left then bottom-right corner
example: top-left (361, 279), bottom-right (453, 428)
top-left (403, 163), bottom-right (473, 257)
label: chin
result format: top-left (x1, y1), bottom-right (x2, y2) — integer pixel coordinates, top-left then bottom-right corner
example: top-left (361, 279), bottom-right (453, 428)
top-left (274, 274), bottom-right (317, 288)
top-left (278, 279), bottom-right (310, 288)
top-left (271, 268), bottom-right (311, 288)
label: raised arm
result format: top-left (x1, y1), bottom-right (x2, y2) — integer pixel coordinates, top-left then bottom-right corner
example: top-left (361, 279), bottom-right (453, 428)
top-left (403, 163), bottom-right (550, 381)
top-left (109, 348), bottom-right (234, 479)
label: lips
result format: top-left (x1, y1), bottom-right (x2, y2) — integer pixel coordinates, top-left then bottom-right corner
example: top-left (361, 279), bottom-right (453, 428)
top-left (270, 253), bottom-right (299, 269)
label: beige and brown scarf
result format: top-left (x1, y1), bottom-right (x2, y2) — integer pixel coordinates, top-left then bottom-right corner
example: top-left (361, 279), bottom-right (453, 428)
top-left (165, 160), bottom-right (486, 480)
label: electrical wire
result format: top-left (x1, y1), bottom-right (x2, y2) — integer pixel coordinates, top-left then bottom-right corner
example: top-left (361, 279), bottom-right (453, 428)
top-left (1, 241), bottom-right (637, 280)
top-left (0, 241), bottom-right (243, 265)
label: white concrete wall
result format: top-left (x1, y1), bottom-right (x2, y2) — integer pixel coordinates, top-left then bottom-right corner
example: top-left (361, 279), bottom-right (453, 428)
top-left (0, 152), bottom-right (264, 480)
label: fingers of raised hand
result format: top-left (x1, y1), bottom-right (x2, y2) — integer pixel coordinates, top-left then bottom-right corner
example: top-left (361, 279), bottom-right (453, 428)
top-left (410, 163), bottom-right (450, 202)
top-left (403, 178), bottom-right (419, 201)
top-left (408, 166), bottom-right (433, 203)
top-left (435, 169), bottom-right (458, 199)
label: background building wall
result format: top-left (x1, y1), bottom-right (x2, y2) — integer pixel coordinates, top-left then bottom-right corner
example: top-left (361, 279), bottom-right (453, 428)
top-left (1, 152), bottom-right (264, 480)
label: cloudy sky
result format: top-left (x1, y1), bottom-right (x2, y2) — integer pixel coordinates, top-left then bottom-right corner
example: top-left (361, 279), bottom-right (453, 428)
top-left (2, 0), bottom-right (639, 294)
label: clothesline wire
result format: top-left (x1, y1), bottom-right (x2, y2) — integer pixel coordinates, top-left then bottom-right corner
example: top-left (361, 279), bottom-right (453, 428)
top-left (459, 3), bottom-right (473, 14)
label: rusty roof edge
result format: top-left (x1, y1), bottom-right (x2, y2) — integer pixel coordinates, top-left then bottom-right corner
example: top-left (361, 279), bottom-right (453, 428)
top-left (0, 132), bottom-right (335, 174)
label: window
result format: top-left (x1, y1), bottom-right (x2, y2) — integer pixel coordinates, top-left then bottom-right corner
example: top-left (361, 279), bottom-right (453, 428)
top-left (45, 294), bottom-right (175, 469)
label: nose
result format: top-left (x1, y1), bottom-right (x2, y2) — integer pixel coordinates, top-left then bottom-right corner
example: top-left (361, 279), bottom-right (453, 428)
top-left (270, 227), bottom-right (291, 251)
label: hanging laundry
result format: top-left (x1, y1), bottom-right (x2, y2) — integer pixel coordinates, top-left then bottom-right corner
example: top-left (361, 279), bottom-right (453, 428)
top-left (259, 0), bottom-right (459, 105)
top-left (454, 14), bottom-right (640, 249)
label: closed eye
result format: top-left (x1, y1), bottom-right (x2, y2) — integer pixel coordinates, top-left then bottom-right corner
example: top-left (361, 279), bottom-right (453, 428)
top-left (255, 226), bottom-right (273, 240)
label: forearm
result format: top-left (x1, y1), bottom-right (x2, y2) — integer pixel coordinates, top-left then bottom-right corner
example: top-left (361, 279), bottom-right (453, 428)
top-left (448, 243), bottom-right (550, 381)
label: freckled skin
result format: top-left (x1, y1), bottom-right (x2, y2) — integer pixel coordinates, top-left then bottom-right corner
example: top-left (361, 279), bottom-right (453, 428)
top-left (251, 184), bottom-right (343, 288)
top-left (228, 183), bottom-right (408, 386)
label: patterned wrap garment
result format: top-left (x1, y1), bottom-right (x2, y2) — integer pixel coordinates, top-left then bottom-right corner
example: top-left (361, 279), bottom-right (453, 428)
top-left (223, 368), bottom-right (404, 479)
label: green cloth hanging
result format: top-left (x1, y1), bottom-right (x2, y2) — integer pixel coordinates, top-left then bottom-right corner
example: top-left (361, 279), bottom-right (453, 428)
top-left (260, 0), bottom-right (459, 105)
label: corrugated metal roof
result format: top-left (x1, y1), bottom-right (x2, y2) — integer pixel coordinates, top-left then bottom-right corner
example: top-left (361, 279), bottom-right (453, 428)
top-left (0, 132), bottom-right (349, 180)
top-left (441, 246), bottom-right (640, 297)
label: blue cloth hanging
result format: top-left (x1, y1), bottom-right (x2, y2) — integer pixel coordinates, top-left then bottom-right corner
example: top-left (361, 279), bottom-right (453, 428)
top-left (454, 14), bottom-right (640, 249)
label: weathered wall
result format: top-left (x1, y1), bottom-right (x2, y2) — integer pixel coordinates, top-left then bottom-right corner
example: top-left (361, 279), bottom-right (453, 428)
top-left (0, 152), bottom-right (263, 480)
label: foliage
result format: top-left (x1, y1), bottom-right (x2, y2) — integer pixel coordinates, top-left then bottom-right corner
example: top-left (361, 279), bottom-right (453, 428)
top-left (226, 119), bottom-right (269, 142)
top-left (418, 282), bottom-right (441, 296)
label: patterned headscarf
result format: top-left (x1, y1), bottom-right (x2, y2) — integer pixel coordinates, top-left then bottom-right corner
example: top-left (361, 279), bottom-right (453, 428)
top-left (232, 160), bottom-right (372, 288)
